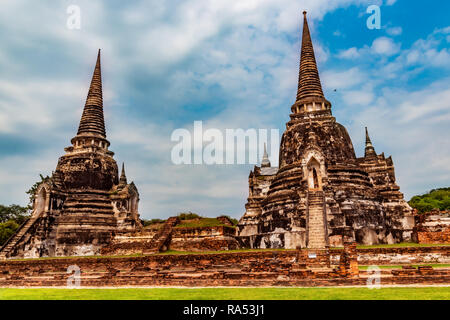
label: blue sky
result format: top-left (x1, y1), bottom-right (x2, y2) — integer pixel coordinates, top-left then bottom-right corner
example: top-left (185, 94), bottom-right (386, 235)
top-left (0, 0), bottom-right (449, 219)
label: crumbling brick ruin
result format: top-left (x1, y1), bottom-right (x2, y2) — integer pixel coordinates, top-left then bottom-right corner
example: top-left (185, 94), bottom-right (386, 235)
top-left (414, 211), bottom-right (450, 244)
top-left (237, 12), bottom-right (415, 249)
top-left (100, 217), bottom-right (240, 256)
top-left (0, 246), bottom-right (448, 287)
top-left (0, 50), bottom-right (142, 259)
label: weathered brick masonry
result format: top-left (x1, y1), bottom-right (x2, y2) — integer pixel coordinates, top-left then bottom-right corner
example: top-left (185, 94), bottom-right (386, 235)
top-left (337, 246), bottom-right (450, 265)
top-left (100, 221), bottom-right (240, 256)
top-left (414, 212), bottom-right (450, 244)
top-left (0, 247), bottom-right (448, 287)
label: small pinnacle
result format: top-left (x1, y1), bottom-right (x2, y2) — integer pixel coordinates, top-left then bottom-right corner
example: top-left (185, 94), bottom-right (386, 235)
top-left (119, 162), bottom-right (127, 186)
top-left (261, 143), bottom-right (271, 168)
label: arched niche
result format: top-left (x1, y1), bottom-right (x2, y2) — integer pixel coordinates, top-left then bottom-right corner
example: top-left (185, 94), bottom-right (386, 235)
top-left (130, 194), bottom-right (139, 214)
top-left (33, 185), bottom-right (49, 217)
top-left (301, 150), bottom-right (326, 191)
top-left (306, 157), bottom-right (322, 191)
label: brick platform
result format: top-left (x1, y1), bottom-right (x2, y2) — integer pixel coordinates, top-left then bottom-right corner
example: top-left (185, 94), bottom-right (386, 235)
top-left (0, 247), bottom-right (449, 287)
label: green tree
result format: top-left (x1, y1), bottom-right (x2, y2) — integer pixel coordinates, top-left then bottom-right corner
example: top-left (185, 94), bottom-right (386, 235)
top-left (0, 220), bottom-right (20, 246)
top-left (408, 187), bottom-right (450, 213)
top-left (0, 204), bottom-right (29, 224)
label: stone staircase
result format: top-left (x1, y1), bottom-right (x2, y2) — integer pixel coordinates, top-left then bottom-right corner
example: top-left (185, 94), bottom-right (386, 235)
top-left (62, 191), bottom-right (114, 215)
top-left (143, 217), bottom-right (180, 254)
top-left (0, 215), bottom-right (40, 259)
top-left (307, 191), bottom-right (327, 248)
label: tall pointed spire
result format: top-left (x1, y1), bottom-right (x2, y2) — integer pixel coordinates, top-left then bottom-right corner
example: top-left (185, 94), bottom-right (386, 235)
top-left (261, 143), bottom-right (271, 168)
top-left (77, 49), bottom-right (106, 138)
top-left (364, 127), bottom-right (377, 158)
top-left (119, 162), bottom-right (128, 187)
top-left (296, 11), bottom-right (326, 104)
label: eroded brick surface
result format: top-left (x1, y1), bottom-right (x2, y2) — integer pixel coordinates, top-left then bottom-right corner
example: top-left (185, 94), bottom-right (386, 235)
top-left (0, 246), bottom-right (448, 287)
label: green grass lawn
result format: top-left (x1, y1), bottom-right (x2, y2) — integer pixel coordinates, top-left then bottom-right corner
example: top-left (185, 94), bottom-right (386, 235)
top-left (0, 287), bottom-right (449, 300)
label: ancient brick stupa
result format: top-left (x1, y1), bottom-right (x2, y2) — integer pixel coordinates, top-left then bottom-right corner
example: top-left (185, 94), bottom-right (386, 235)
top-left (0, 50), bottom-right (142, 259)
top-left (237, 12), bottom-right (414, 249)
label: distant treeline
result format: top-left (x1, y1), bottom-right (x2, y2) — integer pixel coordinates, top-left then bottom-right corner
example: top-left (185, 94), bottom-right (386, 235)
top-left (0, 205), bottom-right (30, 246)
top-left (408, 188), bottom-right (450, 214)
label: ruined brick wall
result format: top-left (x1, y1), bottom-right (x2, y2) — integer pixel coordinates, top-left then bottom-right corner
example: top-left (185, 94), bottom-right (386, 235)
top-left (417, 228), bottom-right (450, 244)
top-left (414, 212), bottom-right (450, 244)
top-left (99, 231), bottom-right (157, 256)
top-left (0, 247), bottom-right (449, 287)
top-left (332, 246), bottom-right (450, 265)
top-left (100, 226), bottom-right (240, 255)
top-left (170, 226), bottom-right (240, 251)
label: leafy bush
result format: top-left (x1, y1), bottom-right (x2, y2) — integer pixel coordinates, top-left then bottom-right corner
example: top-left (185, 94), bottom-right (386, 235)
top-left (408, 188), bottom-right (450, 214)
top-left (176, 218), bottom-right (232, 228)
top-left (141, 219), bottom-right (166, 227)
top-left (177, 212), bottom-right (201, 220)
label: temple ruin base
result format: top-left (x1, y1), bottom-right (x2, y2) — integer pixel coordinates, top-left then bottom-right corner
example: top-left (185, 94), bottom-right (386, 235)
top-left (0, 246), bottom-right (448, 287)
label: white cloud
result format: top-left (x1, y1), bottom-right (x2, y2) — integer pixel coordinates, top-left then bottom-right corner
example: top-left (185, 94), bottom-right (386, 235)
top-left (337, 37), bottom-right (401, 59)
top-left (371, 37), bottom-right (401, 56)
top-left (392, 31), bottom-right (450, 70)
top-left (387, 26), bottom-right (403, 36)
top-left (337, 47), bottom-right (361, 59)
top-left (342, 89), bottom-right (374, 106)
top-left (322, 67), bottom-right (366, 90)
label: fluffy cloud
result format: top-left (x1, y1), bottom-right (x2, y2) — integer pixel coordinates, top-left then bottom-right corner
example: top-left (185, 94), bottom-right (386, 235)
top-left (386, 26), bottom-right (403, 36)
top-left (322, 67), bottom-right (367, 90)
top-left (337, 47), bottom-right (361, 59)
top-left (371, 37), bottom-right (401, 55)
top-left (337, 37), bottom-right (400, 59)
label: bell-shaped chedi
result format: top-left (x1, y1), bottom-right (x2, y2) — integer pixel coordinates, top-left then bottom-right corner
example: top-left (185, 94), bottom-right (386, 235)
top-left (237, 12), bottom-right (415, 249)
top-left (0, 51), bottom-right (142, 259)
top-left (58, 49), bottom-right (117, 191)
